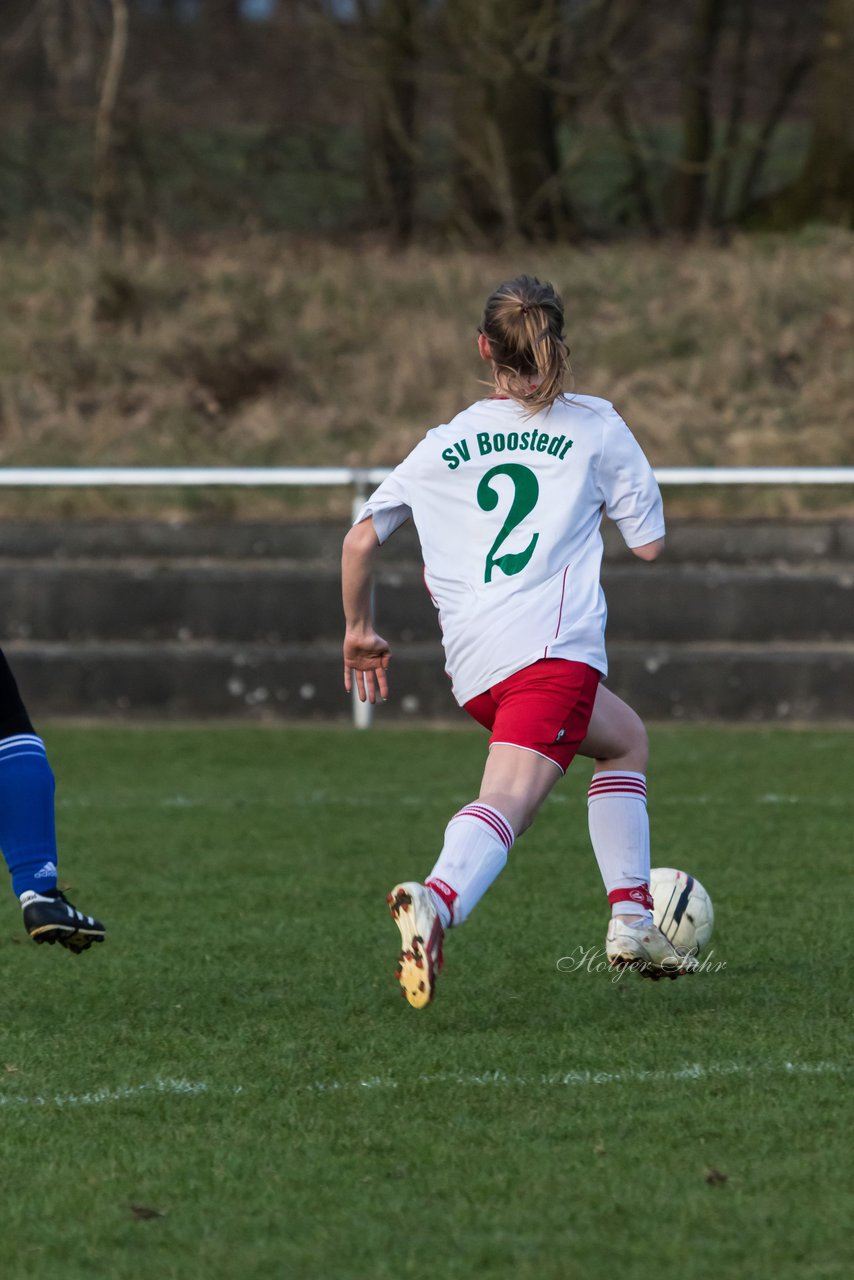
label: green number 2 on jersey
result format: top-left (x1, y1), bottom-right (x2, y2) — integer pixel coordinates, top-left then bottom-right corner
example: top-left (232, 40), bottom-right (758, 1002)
top-left (477, 463), bottom-right (540, 584)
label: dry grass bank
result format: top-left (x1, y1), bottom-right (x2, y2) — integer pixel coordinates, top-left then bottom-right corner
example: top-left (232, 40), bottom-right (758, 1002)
top-left (0, 230), bottom-right (851, 519)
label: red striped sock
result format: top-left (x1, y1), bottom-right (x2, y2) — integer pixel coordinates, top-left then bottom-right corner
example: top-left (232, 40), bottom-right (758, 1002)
top-left (587, 771), bottom-right (652, 917)
top-left (426, 802), bottom-right (514, 926)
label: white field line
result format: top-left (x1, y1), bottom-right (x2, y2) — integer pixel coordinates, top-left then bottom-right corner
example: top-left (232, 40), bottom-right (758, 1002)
top-left (3, 1062), bottom-right (843, 1107)
top-left (174, 793), bottom-right (851, 813)
top-left (53, 793), bottom-right (854, 813)
top-left (308, 1060), bottom-right (847, 1095)
top-left (0, 1077), bottom-right (242, 1108)
top-left (54, 793), bottom-right (433, 811)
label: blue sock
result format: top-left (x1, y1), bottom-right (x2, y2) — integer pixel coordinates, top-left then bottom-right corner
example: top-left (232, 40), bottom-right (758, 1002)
top-left (0, 735), bottom-right (59, 898)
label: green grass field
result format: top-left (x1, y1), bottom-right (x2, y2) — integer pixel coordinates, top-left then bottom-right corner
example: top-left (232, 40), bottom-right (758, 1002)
top-left (1, 724), bottom-right (850, 1280)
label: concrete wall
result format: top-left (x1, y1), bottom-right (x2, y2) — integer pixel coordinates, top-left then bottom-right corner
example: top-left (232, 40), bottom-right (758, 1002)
top-left (2, 520), bottom-right (853, 721)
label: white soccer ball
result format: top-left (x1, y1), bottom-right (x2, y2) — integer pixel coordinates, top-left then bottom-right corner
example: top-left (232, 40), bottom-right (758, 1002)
top-left (650, 867), bottom-right (714, 956)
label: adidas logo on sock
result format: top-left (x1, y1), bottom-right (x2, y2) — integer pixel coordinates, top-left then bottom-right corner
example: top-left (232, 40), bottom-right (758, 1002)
top-left (34, 862), bottom-right (58, 880)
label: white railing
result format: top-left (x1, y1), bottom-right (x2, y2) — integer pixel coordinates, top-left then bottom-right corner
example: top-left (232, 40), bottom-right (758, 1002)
top-left (0, 465), bottom-right (852, 489)
top-left (2, 466), bottom-right (852, 728)
top-left (0, 467), bottom-right (390, 488)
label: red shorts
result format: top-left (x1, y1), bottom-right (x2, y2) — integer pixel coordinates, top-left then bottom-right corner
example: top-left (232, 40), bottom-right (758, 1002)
top-left (464, 659), bottom-right (601, 773)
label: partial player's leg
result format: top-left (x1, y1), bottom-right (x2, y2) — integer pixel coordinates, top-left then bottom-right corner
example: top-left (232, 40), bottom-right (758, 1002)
top-left (578, 683), bottom-right (651, 916)
top-left (388, 745), bottom-right (559, 1008)
top-left (578, 684), bottom-right (694, 978)
top-left (0, 648), bottom-right (105, 952)
top-left (389, 660), bottom-right (598, 1007)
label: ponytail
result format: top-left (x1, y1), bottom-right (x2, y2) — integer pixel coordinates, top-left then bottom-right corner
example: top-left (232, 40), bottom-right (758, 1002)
top-left (480, 275), bottom-right (569, 413)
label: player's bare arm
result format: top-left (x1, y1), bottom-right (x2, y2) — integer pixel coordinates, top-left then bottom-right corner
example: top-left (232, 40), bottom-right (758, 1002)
top-left (631, 536), bottom-right (665, 561)
top-left (342, 516), bottom-right (391, 704)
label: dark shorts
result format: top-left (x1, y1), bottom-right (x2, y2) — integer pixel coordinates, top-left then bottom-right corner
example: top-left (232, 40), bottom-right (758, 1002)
top-left (463, 658), bottom-right (601, 773)
top-left (0, 647), bottom-right (34, 738)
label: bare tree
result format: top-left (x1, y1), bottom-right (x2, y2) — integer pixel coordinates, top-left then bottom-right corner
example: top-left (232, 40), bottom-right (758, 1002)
top-left (670, 0), bottom-right (727, 234)
top-left (768, 0), bottom-right (854, 226)
top-left (34, 0), bottom-right (97, 110)
top-left (92, 0), bottom-right (129, 246)
top-left (447, 0), bottom-right (574, 242)
top-left (709, 0), bottom-right (753, 226)
top-left (357, 0), bottom-right (421, 245)
top-left (736, 45), bottom-right (812, 218)
top-left (592, 0), bottom-right (661, 234)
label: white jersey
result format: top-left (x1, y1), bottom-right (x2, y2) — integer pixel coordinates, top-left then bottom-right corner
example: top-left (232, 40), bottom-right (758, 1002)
top-left (355, 394), bottom-right (664, 706)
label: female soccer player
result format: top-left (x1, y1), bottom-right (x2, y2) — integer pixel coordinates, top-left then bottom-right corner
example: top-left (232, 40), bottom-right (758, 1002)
top-left (342, 274), bottom-right (694, 1008)
top-left (0, 649), bottom-right (105, 951)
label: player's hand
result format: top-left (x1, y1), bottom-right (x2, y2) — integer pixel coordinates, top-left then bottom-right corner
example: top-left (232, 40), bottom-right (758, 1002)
top-left (343, 629), bottom-right (391, 704)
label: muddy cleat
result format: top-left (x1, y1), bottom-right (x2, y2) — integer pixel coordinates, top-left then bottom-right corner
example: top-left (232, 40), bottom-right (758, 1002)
top-left (387, 881), bottom-right (444, 1009)
top-left (605, 916), bottom-right (697, 981)
top-left (21, 888), bottom-right (106, 953)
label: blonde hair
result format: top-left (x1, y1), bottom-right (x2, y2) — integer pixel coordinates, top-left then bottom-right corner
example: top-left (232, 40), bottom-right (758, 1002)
top-left (480, 275), bottom-right (569, 413)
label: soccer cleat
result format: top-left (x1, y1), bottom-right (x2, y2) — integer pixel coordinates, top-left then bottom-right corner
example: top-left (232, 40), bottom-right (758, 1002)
top-left (387, 881), bottom-right (444, 1009)
top-left (605, 916), bottom-right (697, 981)
top-left (21, 888), bottom-right (106, 953)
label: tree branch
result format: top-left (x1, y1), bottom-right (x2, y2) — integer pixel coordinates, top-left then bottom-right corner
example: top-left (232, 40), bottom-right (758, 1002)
top-left (92, 0), bottom-right (129, 247)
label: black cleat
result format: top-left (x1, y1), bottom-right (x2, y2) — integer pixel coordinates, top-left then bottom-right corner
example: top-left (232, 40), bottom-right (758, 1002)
top-left (21, 889), bottom-right (106, 953)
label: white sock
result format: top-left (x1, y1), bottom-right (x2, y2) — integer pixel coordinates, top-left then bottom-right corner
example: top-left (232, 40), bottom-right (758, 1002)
top-left (587, 771), bottom-right (653, 922)
top-left (425, 802), bottom-right (515, 926)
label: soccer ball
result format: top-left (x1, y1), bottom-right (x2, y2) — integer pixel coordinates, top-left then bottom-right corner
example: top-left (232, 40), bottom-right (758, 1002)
top-left (650, 867), bottom-right (714, 956)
